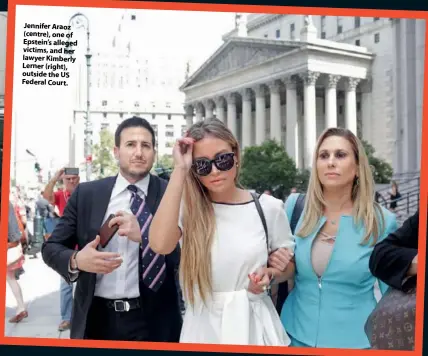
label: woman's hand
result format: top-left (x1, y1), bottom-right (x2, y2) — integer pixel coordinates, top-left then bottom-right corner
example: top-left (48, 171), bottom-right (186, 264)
top-left (247, 267), bottom-right (273, 294)
top-left (268, 248), bottom-right (294, 271)
top-left (172, 137), bottom-right (195, 172)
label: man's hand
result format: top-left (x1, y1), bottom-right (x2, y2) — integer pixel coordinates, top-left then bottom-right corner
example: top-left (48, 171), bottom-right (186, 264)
top-left (407, 254), bottom-right (418, 277)
top-left (54, 167), bottom-right (65, 182)
top-left (268, 248), bottom-right (294, 271)
top-left (109, 211), bottom-right (142, 243)
top-left (73, 236), bottom-right (122, 274)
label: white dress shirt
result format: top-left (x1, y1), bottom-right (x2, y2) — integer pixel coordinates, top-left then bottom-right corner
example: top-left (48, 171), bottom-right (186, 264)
top-left (93, 173), bottom-right (150, 299)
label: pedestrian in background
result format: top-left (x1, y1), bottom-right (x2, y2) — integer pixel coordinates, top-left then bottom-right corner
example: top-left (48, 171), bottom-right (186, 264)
top-left (7, 201), bottom-right (27, 323)
top-left (43, 168), bottom-right (80, 332)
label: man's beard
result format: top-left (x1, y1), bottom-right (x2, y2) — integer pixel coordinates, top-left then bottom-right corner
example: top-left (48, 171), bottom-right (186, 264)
top-left (122, 167), bottom-right (150, 181)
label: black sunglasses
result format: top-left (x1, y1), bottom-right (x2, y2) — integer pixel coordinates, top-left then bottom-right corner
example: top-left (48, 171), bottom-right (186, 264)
top-left (192, 152), bottom-right (236, 176)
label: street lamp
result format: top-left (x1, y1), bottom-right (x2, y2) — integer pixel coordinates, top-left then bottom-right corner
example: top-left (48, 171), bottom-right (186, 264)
top-left (68, 12), bottom-right (92, 181)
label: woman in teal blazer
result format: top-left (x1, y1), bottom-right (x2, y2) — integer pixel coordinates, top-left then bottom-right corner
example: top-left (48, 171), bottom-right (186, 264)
top-left (271, 128), bottom-right (397, 349)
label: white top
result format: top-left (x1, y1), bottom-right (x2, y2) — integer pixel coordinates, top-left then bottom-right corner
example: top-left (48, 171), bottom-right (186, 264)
top-left (178, 193), bottom-right (295, 345)
top-left (94, 173), bottom-right (150, 299)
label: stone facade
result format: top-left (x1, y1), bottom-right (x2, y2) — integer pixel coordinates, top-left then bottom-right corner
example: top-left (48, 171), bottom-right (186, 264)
top-left (190, 15), bottom-right (425, 173)
top-left (181, 24), bottom-right (374, 169)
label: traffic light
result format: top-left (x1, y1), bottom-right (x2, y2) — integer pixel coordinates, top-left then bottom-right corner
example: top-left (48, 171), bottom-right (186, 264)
top-left (34, 162), bottom-right (41, 172)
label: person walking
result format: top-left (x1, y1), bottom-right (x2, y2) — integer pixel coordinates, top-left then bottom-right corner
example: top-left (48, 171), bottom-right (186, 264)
top-left (42, 117), bottom-right (182, 341)
top-left (269, 127), bottom-right (397, 349)
top-left (149, 118), bottom-right (295, 345)
top-left (43, 168), bottom-right (80, 332)
top-left (7, 201), bottom-right (27, 323)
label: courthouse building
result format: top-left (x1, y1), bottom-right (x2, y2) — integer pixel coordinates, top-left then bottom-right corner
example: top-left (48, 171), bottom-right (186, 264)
top-left (180, 15), bottom-right (425, 173)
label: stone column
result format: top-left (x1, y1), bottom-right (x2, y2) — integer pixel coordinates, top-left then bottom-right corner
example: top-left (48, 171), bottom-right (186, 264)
top-left (195, 103), bottom-right (204, 122)
top-left (284, 77), bottom-right (299, 166)
top-left (214, 97), bottom-right (226, 124)
top-left (204, 100), bottom-right (214, 119)
top-left (240, 88), bottom-right (252, 149)
top-left (255, 84), bottom-right (267, 145)
top-left (299, 71), bottom-right (320, 168)
top-left (226, 93), bottom-right (237, 137)
top-left (360, 79), bottom-right (372, 142)
top-left (184, 104), bottom-right (194, 128)
top-left (345, 77), bottom-right (361, 135)
top-left (325, 75), bottom-right (341, 129)
top-left (268, 80), bottom-right (282, 142)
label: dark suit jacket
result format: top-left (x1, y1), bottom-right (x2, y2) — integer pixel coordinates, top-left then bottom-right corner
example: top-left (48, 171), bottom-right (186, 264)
top-left (41, 174), bottom-right (182, 341)
top-left (369, 210), bottom-right (420, 292)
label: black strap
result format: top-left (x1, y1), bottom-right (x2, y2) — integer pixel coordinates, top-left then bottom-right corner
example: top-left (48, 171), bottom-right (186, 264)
top-left (275, 193), bottom-right (306, 315)
top-left (250, 192), bottom-right (269, 251)
top-left (290, 193), bottom-right (306, 235)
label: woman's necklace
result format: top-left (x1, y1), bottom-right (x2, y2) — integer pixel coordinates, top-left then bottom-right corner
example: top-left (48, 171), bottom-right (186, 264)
top-left (326, 200), bottom-right (351, 225)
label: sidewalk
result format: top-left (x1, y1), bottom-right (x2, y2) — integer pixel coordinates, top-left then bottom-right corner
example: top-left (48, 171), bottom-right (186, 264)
top-left (4, 252), bottom-right (70, 339)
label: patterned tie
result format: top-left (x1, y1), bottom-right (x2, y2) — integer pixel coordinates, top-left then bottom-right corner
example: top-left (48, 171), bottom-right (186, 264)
top-left (127, 185), bottom-right (166, 292)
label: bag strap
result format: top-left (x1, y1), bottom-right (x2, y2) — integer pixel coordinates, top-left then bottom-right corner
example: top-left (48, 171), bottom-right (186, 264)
top-left (250, 192), bottom-right (269, 251)
top-left (290, 193), bottom-right (306, 235)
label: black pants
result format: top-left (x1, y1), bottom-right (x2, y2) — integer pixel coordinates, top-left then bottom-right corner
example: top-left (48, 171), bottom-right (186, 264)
top-left (84, 297), bottom-right (149, 341)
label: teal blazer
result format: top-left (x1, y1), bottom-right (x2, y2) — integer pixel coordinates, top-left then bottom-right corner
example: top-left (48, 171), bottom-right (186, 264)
top-left (281, 193), bottom-right (398, 349)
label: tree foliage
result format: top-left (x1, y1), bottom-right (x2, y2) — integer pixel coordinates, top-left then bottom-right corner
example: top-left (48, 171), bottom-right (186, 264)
top-left (92, 129), bottom-right (117, 179)
top-left (361, 140), bottom-right (393, 184)
top-left (239, 140), bottom-right (298, 199)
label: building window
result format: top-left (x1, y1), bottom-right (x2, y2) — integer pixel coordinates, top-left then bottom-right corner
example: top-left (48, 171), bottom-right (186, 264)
top-left (103, 112), bottom-right (107, 118)
top-left (166, 102), bottom-right (171, 108)
top-left (337, 17), bottom-right (343, 34)
top-left (374, 17), bottom-right (379, 21)
top-left (275, 29), bottom-right (280, 38)
top-left (102, 100), bottom-right (107, 106)
top-left (321, 32), bottom-right (326, 39)
top-left (131, 15), bottom-right (136, 20)
top-left (290, 23), bottom-right (295, 40)
top-left (357, 102), bottom-right (361, 111)
top-left (167, 114), bottom-right (172, 120)
top-left (355, 39), bottom-right (360, 46)
top-left (355, 17), bottom-right (361, 28)
top-left (264, 33), bottom-right (268, 38)
top-left (374, 33), bottom-right (380, 43)
top-left (119, 113), bottom-right (123, 119)
top-left (134, 101), bottom-right (140, 108)
top-left (152, 113), bottom-right (156, 120)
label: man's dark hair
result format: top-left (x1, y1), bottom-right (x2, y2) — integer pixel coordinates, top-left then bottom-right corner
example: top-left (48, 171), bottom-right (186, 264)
top-left (115, 116), bottom-right (156, 148)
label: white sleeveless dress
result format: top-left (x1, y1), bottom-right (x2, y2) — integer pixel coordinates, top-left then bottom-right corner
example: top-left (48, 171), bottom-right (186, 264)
top-left (178, 194), bottom-right (295, 345)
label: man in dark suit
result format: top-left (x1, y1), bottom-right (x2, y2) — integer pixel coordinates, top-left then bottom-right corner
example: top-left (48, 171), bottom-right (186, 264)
top-left (369, 210), bottom-right (420, 292)
top-left (41, 117), bottom-right (182, 341)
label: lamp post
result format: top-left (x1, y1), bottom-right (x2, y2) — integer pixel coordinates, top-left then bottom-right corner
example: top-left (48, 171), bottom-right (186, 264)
top-left (69, 12), bottom-right (92, 181)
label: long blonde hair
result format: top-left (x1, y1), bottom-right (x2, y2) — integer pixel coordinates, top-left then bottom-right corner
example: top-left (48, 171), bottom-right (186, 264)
top-left (180, 118), bottom-right (241, 306)
top-left (297, 128), bottom-right (385, 245)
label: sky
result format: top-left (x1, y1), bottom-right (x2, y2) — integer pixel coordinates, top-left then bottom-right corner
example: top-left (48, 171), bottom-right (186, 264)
top-left (10, 5), bottom-right (237, 185)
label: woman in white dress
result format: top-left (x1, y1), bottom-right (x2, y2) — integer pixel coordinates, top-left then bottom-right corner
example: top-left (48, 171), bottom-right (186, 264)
top-left (149, 118), bottom-right (295, 346)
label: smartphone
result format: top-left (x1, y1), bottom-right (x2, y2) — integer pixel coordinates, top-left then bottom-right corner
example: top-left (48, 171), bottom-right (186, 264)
top-left (64, 167), bottom-right (79, 176)
top-left (99, 214), bottom-right (119, 248)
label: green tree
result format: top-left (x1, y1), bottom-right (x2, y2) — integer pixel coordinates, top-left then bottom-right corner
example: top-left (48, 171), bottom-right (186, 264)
top-left (240, 140), bottom-right (298, 199)
top-left (92, 129), bottom-right (117, 179)
top-left (155, 154), bottom-right (174, 169)
top-left (295, 168), bottom-right (311, 192)
top-left (362, 140), bottom-right (393, 184)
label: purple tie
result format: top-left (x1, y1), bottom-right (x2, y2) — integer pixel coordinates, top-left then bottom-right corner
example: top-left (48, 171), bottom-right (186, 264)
top-left (127, 185), bottom-right (166, 292)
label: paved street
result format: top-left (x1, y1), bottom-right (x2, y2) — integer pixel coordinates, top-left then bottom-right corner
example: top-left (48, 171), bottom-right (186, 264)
top-left (4, 252), bottom-right (70, 339)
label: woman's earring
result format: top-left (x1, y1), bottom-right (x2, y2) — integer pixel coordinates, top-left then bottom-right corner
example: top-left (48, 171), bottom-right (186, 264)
top-left (236, 162), bottom-right (239, 167)
top-left (355, 177), bottom-right (360, 186)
